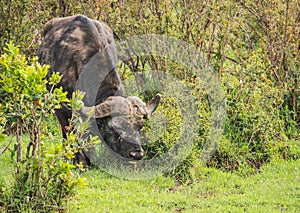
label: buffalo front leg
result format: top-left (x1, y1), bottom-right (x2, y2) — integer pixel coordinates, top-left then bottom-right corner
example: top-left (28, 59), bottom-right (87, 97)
top-left (55, 107), bottom-right (91, 168)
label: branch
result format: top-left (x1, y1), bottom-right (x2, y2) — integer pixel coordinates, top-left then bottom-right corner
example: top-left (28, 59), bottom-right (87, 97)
top-left (0, 135), bottom-right (13, 155)
top-left (210, 51), bottom-right (245, 67)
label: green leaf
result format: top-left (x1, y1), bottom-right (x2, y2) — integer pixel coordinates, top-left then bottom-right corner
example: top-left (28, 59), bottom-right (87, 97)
top-left (0, 134), bottom-right (6, 143)
top-left (49, 72), bottom-right (62, 85)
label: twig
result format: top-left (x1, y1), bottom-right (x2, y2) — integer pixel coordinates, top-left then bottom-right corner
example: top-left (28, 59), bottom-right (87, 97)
top-left (0, 135), bottom-right (13, 155)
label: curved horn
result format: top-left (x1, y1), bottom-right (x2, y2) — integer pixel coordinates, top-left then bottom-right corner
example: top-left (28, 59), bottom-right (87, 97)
top-left (81, 96), bottom-right (130, 118)
top-left (146, 93), bottom-right (162, 115)
top-left (81, 97), bottom-right (113, 118)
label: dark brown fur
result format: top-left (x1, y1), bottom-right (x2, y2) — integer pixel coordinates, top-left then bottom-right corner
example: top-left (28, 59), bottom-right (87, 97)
top-left (38, 15), bottom-right (149, 163)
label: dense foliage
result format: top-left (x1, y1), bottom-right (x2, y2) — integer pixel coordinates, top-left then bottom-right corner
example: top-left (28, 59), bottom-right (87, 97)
top-left (0, 44), bottom-right (95, 212)
top-left (0, 0), bottom-right (299, 179)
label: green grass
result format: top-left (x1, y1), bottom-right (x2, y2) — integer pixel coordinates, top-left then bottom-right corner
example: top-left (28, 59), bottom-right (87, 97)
top-left (69, 159), bottom-right (300, 213)
top-left (0, 136), bottom-right (299, 212)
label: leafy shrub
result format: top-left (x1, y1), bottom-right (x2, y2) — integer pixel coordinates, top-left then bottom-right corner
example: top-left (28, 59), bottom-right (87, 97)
top-left (0, 43), bottom-right (92, 212)
top-left (142, 96), bottom-right (182, 159)
top-left (206, 48), bottom-right (299, 173)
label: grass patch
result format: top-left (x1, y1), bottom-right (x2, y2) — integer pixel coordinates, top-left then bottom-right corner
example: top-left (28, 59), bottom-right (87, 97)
top-left (69, 159), bottom-right (299, 212)
top-left (0, 135), bottom-right (298, 212)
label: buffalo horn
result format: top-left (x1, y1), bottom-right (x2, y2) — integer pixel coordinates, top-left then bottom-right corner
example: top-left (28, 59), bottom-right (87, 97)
top-left (81, 97), bottom-right (114, 118)
top-left (146, 93), bottom-right (162, 115)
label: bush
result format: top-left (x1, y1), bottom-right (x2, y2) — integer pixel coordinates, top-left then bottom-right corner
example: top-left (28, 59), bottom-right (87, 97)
top-left (0, 43), bottom-right (91, 212)
top-left (142, 96), bottom-right (182, 159)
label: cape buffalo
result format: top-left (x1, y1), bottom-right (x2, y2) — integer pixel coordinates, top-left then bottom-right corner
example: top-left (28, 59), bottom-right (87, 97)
top-left (37, 14), bottom-right (160, 163)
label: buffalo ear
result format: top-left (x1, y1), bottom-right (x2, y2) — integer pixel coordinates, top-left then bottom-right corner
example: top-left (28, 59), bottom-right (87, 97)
top-left (146, 94), bottom-right (161, 116)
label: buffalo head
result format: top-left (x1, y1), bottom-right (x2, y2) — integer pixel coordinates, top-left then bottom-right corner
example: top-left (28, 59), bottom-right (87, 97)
top-left (82, 94), bottom-right (161, 160)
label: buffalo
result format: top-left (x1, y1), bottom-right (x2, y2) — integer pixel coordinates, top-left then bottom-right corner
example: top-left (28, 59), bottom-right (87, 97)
top-left (37, 14), bottom-right (160, 164)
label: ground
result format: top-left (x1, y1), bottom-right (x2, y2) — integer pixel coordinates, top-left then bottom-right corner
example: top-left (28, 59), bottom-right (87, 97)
top-left (0, 135), bottom-right (298, 212)
top-left (68, 159), bottom-right (300, 212)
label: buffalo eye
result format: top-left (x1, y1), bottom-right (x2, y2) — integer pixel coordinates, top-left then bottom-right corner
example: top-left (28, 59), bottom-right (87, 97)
top-left (133, 104), bottom-right (147, 116)
top-left (134, 105), bottom-right (140, 112)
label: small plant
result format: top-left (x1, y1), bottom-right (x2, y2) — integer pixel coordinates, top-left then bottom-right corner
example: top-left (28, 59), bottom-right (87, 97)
top-left (0, 42), bottom-right (95, 212)
top-left (142, 95), bottom-right (182, 159)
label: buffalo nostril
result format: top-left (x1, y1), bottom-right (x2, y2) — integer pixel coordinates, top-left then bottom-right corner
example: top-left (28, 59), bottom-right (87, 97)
top-left (129, 151), bottom-right (144, 160)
